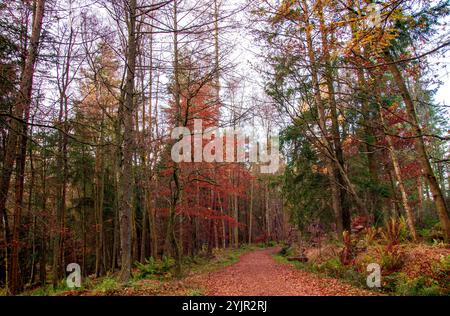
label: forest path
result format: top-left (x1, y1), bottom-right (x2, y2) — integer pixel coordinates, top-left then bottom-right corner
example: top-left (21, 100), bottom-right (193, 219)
top-left (188, 248), bottom-right (375, 296)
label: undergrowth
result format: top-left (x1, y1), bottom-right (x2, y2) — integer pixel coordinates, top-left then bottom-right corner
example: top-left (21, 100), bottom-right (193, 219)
top-left (18, 245), bottom-right (257, 296)
top-left (275, 248), bottom-right (450, 296)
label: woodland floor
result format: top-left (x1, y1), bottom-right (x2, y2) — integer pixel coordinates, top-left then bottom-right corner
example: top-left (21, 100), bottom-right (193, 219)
top-left (62, 248), bottom-right (375, 296)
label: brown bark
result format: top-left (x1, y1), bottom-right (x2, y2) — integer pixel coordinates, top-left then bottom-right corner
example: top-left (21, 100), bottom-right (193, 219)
top-left (347, 2), bottom-right (381, 218)
top-left (146, 29), bottom-right (158, 258)
top-left (417, 177), bottom-right (424, 224)
top-left (233, 179), bottom-right (239, 247)
top-left (95, 127), bottom-right (105, 276)
top-left (10, 115), bottom-right (28, 293)
top-left (52, 20), bottom-right (75, 287)
top-left (148, 181), bottom-right (158, 258)
top-left (317, 0), bottom-right (351, 231)
top-left (28, 119), bottom-right (36, 285)
top-left (265, 182), bottom-right (270, 239)
top-left (217, 191), bottom-right (226, 248)
top-left (165, 0), bottom-right (183, 276)
top-left (39, 144), bottom-right (48, 286)
top-left (118, 0), bottom-right (137, 284)
top-left (7, 0), bottom-right (46, 295)
top-left (248, 173), bottom-right (254, 244)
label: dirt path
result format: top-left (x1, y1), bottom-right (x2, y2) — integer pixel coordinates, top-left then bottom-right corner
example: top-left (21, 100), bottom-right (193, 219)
top-left (63, 248), bottom-right (376, 296)
top-left (188, 248), bottom-right (375, 296)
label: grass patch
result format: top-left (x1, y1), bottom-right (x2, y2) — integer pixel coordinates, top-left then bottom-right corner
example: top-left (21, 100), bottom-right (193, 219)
top-left (186, 244), bottom-right (257, 275)
top-left (92, 277), bottom-right (119, 294)
top-left (22, 279), bottom-right (90, 296)
top-left (134, 256), bottom-right (175, 280)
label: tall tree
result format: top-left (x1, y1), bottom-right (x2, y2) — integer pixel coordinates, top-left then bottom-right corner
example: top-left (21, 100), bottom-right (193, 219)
top-left (117, 0), bottom-right (137, 284)
top-left (5, 0), bottom-right (46, 295)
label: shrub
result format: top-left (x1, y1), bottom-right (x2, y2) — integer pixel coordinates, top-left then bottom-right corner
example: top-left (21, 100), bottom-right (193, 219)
top-left (419, 228), bottom-right (431, 240)
top-left (342, 268), bottom-right (366, 288)
top-left (431, 239), bottom-right (446, 248)
top-left (318, 257), bottom-right (345, 277)
top-left (95, 277), bottom-right (118, 293)
top-left (377, 245), bottom-right (404, 272)
top-left (316, 257), bottom-right (365, 286)
top-left (363, 227), bottom-right (380, 247)
top-left (381, 273), bottom-right (443, 296)
top-left (419, 223), bottom-right (444, 243)
top-left (135, 256), bottom-right (175, 279)
top-left (382, 217), bottom-right (404, 246)
top-left (431, 255), bottom-right (450, 293)
top-left (434, 255), bottom-right (450, 272)
top-left (398, 217), bottom-right (409, 242)
top-left (396, 275), bottom-right (442, 296)
top-left (278, 245), bottom-right (292, 257)
top-left (382, 272), bottom-right (401, 293)
top-left (340, 231), bottom-right (353, 265)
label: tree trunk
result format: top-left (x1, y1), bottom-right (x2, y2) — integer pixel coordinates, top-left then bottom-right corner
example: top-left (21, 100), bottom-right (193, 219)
top-left (28, 120), bottom-right (36, 285)
top-left (302, 0), bottom-right (347, 238)
top-left (10, 118), bottom-right (28, 294)
top-left (384, 51), bottom-right (450, 240)
top-left (248, 174), bottom-right (254, 244)
top-left (417, 177), bottom-right (424, 225)
top-left (233, 184), bottom-right (239, 248)
top-left (317, 0), bottom-right (352, 232)
top-left (7, 0), bottom-right (46, 295)
top-left (118, 0), bottom-right (137, 284)
top-left (377, 85), bottom-right (417, 241)
top-left (167, 0), bottom-right (183, 277)
top-left (95, 126), bottom-right (105, 276)
top-left (39, 143), bottom-right (48, 286)
top-left (265, 182), bottom-right (270, 240)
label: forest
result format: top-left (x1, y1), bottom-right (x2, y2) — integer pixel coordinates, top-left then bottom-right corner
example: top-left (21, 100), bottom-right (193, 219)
top-left (0, 0), bottom-right (449, 297)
